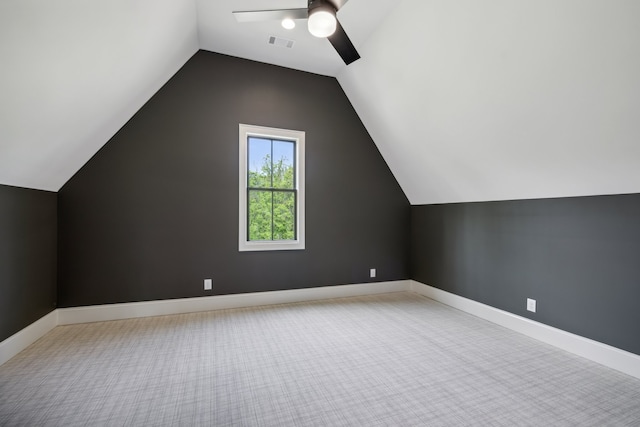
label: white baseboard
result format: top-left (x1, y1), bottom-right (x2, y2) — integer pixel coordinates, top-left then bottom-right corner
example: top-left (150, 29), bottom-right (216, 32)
top-left (4, 280), bottom-right (639, 381)
top-left (409, 280), bottom-right (640, 380)
top-left (57, 280), bottom-right (410, 325)
top-left (0, 310), bottom-right (58, 366)
top-left (1, 281), bottom-right (408, 367)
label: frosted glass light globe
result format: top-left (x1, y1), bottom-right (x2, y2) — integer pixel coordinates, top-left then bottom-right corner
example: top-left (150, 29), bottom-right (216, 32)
top-left (308, 10), bottom-right (336, 37)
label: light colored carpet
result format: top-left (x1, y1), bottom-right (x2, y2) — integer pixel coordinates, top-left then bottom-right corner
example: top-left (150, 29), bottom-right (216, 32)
top-left (1, 292), bottom-right (639, 426)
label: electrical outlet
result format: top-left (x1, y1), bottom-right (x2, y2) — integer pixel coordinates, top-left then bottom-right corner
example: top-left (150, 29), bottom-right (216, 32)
top-left (527, 298), bottom-right (536, 313)
top-left (204, 278), bottom-right (213, 291)
top-left (370, 268), bottom-right (376, 278)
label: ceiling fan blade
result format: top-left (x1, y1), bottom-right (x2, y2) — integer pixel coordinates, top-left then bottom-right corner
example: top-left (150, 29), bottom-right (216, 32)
top-left (327, 19), bottom-right (360, 65)
top-left (233, 8), bottom-right (308, 23)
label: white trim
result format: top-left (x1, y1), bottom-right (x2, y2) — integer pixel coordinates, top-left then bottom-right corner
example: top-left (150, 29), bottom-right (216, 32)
top-left (4, 280), bottom-right (639, 380)
top-left (1, 281), bottom-right (407, 366)
top-left (409, 280), bottom-right (640, 380)
top-left (0, 310), bottom-right (58, 366)
top-left (58, 281), bottom-right (410, 325)
top-left (238, 123), bottom-right (306, 252)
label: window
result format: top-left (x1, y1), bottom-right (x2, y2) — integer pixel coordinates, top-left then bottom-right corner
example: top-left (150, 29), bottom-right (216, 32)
top-left (239, 124), bottom-right (305, 251)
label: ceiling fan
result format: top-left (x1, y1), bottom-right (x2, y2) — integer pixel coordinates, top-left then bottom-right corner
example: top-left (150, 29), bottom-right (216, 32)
top-left (232, 0), bottom-right (360, 65)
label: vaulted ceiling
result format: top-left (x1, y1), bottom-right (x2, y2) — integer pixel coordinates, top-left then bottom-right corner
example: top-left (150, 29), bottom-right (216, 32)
top-left (2, 0), bottom-right (639, 204)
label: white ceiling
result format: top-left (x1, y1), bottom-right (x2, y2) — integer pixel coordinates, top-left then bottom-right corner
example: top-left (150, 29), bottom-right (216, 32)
top-left (0, 0), bottom-right (199, 192)
top-left (2, 0), bottom-right (640, 204)
top-left (339, 0), bottom-right (640, 204)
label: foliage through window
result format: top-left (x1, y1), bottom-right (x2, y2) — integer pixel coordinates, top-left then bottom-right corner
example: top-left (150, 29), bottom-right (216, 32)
top-left (239, 124), bottom-right (305, 251)
top-left (248, 137), bottom-right (295, 240)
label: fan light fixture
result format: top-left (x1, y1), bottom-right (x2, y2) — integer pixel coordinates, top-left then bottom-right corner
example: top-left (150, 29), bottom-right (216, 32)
top-left (232, 0), bottom-right (361, 65)
top-left (281, 18), bottom-right (295, 30)
top-left (307, 2), bottom-right (337, 38)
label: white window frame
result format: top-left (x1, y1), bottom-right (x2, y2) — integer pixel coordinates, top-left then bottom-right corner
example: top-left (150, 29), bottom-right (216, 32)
top-left (238, 124), bottom-right (305, 252)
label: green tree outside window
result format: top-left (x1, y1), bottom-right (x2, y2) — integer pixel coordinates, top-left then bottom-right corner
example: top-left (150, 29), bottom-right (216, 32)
top-left (247, 137), bottom-right (296, 241)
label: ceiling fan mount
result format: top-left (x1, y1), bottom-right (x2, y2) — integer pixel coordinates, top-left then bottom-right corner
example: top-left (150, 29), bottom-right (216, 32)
top-left (233, 0), bottom-right (360, 65)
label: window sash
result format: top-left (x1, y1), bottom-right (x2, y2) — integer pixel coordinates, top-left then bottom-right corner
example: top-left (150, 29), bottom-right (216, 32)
top-left (246, 188), bottom-right (297, 241)
top-left (239, 124), bottom-right (305, 252)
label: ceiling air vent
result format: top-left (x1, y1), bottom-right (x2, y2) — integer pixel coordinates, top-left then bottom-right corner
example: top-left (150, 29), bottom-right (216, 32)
top-left (268, 36), bottom-right (295, 48)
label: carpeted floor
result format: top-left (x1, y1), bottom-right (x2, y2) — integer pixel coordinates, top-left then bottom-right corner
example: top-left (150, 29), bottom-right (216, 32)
top-left (1, 292), bottom-right (640, 426)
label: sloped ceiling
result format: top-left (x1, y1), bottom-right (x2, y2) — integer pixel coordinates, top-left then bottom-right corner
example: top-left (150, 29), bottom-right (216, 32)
top-left (1, 0), bottom-right (640, 205)
top-left (339, 0), bottom-right (640, 204)
top-left (0, 0), bottom-right (199, 191)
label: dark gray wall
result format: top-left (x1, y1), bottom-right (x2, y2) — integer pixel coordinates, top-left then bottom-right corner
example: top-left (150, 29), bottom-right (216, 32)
top-left (0, 184), bottom-right (57, 341)
top-left (57, 51), bottom-right (410, 307)
top-left (411, 194), bottom-right (640, 355)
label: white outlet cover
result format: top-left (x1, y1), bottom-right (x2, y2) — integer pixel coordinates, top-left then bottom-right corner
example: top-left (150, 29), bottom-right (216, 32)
top-left (527, 298), bottom-right (536, 313)
top-left (204, 279), bottom-right (212, 290)
top-left (370, 268), bottom-right (376, 278)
